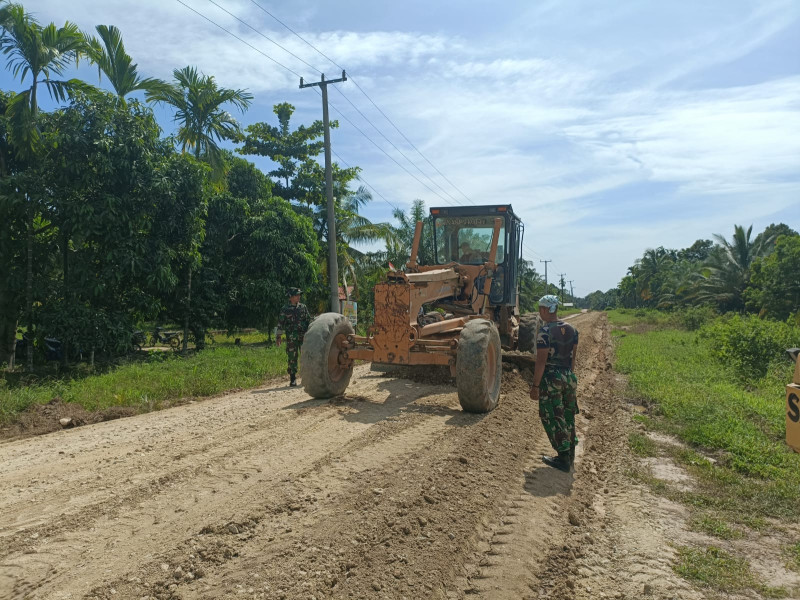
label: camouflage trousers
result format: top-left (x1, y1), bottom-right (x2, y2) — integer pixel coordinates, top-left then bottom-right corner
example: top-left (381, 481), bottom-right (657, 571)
top-left (285, 335), bottom-right (303, 375)
top-left (538, 367), bottom-right (579, 453)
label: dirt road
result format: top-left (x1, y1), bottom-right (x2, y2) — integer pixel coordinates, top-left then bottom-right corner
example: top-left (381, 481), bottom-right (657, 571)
top-left (0, 313), bottom-right (706, 599)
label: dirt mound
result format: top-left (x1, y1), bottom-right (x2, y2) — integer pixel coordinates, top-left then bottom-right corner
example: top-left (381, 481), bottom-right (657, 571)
top-left (2, 397), bottom-right (137, 440)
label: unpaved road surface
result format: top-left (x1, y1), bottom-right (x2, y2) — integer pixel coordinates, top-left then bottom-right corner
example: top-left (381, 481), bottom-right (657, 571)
top-left (1, 313), bottom-right (708, 599)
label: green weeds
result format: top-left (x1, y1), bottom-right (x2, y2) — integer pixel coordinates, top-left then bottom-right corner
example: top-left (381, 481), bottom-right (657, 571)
top-left (0, 345), bottom-right (286, 424)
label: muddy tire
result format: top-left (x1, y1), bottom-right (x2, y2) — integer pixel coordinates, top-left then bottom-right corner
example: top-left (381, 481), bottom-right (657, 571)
top-left (456, 319), bottom-right (502, 413)
top-left (518, 313), bottom-right (542, 353)
top-left (301, 313), bottom-right (355, 398)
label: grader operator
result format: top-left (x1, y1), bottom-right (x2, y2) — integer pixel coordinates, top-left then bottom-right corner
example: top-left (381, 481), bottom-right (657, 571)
top-left (300, 205), bottom-right (540, 413)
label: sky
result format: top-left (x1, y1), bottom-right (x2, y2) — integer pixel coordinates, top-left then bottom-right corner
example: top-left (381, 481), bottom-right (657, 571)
top-left (4, 0), bottom-right (799, 295)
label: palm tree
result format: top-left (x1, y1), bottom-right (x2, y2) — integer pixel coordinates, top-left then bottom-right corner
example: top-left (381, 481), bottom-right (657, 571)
top-left (85, 25), bottom-right (170, 104)
top-left (693, 225), bottom-right (775, 311)
top-left (147, 66), bottom-right (252, 349)
top-left (147, 66), bottom-right (252, 173)
top-left (0, 3), bottom-right (91, 370)
top-left (313, 185), bottom-right (397, 300)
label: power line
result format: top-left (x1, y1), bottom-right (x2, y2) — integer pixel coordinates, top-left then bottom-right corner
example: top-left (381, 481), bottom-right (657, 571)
top-left (331, 85), bottom-right (465, 207)
top-left (248, 0), bottom-right (475, 206)
top-left (174, 0), bottom-right (303, 78)
top-left (205, 0), bottom-right (324, 77)
top-left (178, 0), bottom-right (550, 260)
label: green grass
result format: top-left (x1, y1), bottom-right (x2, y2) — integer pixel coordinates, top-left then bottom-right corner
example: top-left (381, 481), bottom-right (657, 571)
top-left (674, 546), bottom-right (786, 597)
top-left (0, 345), bottom-right (287, 424)
top-left (615, 329), bottom-right (800, 518)
top-left (674, 546), bottom-right (756, 591)
top-left (628, 431), bottom-right (660, 457)
top-left (688, 514), bottom-right (745, 540)
top-left (614, 313), bottom-right (799, 597)
top-left (786, 542), bottom-right (800, 573)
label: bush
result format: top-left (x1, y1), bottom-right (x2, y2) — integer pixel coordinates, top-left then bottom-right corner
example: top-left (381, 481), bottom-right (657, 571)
top-left (700, 315), bottom-right (800, 381)
top-left (672, 305), bottom-right (718, 331)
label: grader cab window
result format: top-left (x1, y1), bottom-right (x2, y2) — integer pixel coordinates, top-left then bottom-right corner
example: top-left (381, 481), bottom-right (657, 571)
top-left (434, 216), bottom-right (506, 265)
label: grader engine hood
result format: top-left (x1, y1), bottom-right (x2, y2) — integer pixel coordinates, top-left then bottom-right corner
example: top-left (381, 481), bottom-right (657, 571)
top-left (371, 268), bottom-right (462, 364)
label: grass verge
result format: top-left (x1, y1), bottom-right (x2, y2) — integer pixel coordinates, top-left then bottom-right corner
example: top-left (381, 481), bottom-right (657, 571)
top-left (1, 345), bottom-right (286, 424)
top-left (611, 310), bottom-right (800, 597)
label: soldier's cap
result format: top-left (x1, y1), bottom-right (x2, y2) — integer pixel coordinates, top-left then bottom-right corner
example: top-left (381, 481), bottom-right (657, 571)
top-left (538, 294), bottom-right (559, 313)
top-left (287, 287), bottom-right (303, 297)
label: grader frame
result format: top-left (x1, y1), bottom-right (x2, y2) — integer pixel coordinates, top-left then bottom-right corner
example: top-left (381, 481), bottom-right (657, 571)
top-left (301, 205), bottom-right (538, 413)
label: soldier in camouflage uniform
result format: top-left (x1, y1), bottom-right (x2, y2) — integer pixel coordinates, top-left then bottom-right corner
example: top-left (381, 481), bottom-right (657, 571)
top-left (277, 287), bottom-right (312, 387)
top-left (529, 294), bottom-right (580, 472)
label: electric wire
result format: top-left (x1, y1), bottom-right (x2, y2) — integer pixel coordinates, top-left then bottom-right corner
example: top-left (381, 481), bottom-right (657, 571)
top-left (248, 0), bottom-right (476, 207)
top-left (174, 0), bottom-right (303, 78)
top-left (178, 0), bottom-right (552, 268)
top-left (205, 0), bottom-right (324, 77)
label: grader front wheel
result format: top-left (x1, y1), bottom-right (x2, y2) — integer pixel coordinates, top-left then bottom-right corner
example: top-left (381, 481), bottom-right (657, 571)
top-left (301, 313), bottom-right (355, 398)
top-left (456, 319), bottom-right (502, 413)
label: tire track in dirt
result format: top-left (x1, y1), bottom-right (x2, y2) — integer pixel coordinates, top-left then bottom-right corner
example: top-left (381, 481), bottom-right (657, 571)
top-left (0, 371), bottom-right (458, 599)
top-left (2, 312), bottom-right (623, 600)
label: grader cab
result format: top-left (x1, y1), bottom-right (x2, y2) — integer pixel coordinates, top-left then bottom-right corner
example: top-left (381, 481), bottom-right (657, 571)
top-left (300, 205), bottom-right (540, 413)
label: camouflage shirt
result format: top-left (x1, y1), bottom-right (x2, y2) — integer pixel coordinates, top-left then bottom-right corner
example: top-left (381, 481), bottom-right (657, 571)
top-left (277, 302), bottom-right (311, 338)
top-left (536, 320), bottom-right (578, 370)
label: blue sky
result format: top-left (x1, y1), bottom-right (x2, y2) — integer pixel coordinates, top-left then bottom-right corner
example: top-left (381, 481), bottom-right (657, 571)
top-left (4, 0), bottom-right (799, 294)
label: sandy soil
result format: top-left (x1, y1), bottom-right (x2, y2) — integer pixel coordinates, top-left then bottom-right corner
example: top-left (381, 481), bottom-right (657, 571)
top-left (1, 312), bottom-right (789, 600)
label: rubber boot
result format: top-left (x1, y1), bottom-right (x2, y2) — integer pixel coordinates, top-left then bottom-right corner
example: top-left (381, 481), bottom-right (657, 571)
top-left (569, 446), bottom-right (576, 469)
top-left (542, 451), bottom-right (572, 473)
top-left (289, 374), bottom-right (297, 387)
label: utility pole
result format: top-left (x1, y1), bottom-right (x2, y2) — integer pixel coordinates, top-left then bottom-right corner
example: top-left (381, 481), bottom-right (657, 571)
top-left (540, 259), bottom-right (551, 296)
top-left (568, 280), bottom-right (574, 301)
top-left (300, 70), bottom-right (347, 313)
top-left (558, 274), bottom-right (567, 304)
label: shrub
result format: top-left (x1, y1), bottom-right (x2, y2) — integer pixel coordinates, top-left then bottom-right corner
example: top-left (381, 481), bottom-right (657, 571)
top-left (673, 305), bottom-right (718, 331)
top-left (700, 315), bottom-right (800, 381)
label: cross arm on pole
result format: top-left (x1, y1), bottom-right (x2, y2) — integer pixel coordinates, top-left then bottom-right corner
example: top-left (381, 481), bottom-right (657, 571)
top-left (300, 70), bottom-right (347, 89)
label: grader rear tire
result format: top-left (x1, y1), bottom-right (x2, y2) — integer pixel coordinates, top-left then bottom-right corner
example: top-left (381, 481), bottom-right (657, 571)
top-left (301, 313), bottom-right (355, 398)
top-left (456, 319), bottom-right (502, 413)
top-left (518, 313), bottom-right (542, 353)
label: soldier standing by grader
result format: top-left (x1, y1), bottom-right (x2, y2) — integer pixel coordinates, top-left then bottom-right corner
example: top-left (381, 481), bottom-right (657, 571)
top-left (276, 287), bottom-right (311, 387)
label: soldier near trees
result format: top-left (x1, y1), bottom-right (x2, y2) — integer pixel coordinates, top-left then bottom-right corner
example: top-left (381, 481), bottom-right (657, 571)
top-left (530, 294), bottom-right (580, 473)
top-left (277, 287), bottom-right (312, 387)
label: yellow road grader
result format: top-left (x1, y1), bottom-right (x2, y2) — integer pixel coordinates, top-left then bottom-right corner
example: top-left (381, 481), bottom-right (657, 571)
top-left (300, 204), bottom-right (539, 413)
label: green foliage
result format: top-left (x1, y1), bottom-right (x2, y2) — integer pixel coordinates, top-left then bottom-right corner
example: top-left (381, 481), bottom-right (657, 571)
top-left (672, 305), bottom-right (717, 331)
top-left (239, 102), bottom-right (359, 206)
top-left (85, 24), bottom-right (170, 102)
top-left (147, 65), bottom-right (252, 173)
top-left (700, 314), bottom-right (799, 380)
top-left (688, 514), bottom-right (744, 540)
top-left (747, 234), bottom-right (800, 320)
top-left (0, 345), bottom-right (287, 421)
top-left (628, 431), bottom-right (659, 457)
top-left (38, 94), bottom-right (208, 355)
top-left (615, 327), bottom-right (800, 518)
top-left (674, 546), bottom-right (757, 592)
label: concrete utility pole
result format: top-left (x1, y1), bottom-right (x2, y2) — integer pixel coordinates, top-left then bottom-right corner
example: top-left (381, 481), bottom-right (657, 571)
top-left (540, 259), bottom-right (552, 296)
top-left (558, 274), bottom-right (567, 304)
top-left (300, 70), bottom-right (347, 313)
top-left (568, 280), bottom-right (574, 301)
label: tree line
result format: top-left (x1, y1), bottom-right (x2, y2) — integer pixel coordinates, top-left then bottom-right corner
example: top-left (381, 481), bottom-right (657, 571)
top-left (0, 2), bottom-right (408, 370)
top-left (582, 223), bottom-right (800, 322)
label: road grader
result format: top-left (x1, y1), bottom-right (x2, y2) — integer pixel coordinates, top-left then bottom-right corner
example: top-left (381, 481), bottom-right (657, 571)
top-left (300, 204), bottom-right (540, 413)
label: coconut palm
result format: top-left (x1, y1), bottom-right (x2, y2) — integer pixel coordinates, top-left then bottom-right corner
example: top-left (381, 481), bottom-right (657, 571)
top-left (693, 225), bottom-right (776, 311)
top-left (0, 3), bottom-right (92, 370)
top-left (85, 25), bottom-right (170, 104)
